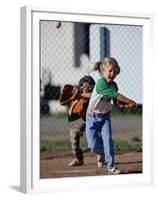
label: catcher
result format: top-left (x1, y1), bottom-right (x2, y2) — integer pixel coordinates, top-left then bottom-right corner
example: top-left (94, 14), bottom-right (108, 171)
top-left (60, 75), bottom-right (95, 167)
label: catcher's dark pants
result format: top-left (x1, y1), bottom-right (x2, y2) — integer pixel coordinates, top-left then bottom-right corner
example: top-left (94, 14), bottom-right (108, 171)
top-left (69, 125), bottom-right (84, 161)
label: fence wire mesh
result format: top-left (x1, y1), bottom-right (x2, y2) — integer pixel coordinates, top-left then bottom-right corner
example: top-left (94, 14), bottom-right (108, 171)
top-left (40, 20), bottom-right (142, 153)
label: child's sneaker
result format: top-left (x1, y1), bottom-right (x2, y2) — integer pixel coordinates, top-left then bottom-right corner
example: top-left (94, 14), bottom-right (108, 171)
top-left (108, 167), bottom-right (121, 175)
top-left (68, 158), bottom-right (84, 167)
top-left (97, 155), bottom-right (104, 168)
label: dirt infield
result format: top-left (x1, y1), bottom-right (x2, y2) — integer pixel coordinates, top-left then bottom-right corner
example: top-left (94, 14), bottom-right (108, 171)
top-left (40, 150), bottom-right (142, 179)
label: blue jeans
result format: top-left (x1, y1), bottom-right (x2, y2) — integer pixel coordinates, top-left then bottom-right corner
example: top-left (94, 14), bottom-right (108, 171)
top-left (86, 112), bottom-right (114, 169)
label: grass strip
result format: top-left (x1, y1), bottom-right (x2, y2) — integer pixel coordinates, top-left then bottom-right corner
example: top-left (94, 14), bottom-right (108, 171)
top-left (40, 137), bottom-right (142, 153)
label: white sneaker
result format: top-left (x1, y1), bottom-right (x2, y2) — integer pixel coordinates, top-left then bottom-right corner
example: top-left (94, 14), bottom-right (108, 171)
top-left (68, 158), bottom-right (84, 167)
top-left (97, 155), bottom-right (104, 168)
top-left (108, 167), bottom-right (121, 175)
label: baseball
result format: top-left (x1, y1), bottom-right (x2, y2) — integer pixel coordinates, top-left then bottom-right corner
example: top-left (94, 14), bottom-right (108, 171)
top-left (55, 21), bottom-right (62, 28)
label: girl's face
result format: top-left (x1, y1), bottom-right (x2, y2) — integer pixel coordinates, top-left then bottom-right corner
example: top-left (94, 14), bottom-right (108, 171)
top-left (103, 64), bottom-right (118, 82)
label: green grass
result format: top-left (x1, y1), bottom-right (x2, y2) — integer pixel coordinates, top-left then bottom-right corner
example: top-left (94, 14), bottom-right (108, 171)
top-left (131, 136), bottom-right (142, 143)
top-left (40, 136), bottom-right (142, 153)
top-left (111, 105), bottom-right (142, 116)
top-left (40, 112), bottom-right (67, 120)
top-left (40, 139), bottom-right (71, 152)
top-left (114, 139), bottom-right (142, 153)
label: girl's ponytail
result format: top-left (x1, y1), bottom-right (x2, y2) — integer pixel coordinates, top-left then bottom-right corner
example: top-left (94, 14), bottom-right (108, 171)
top-left (93, 61), bottom-right (102, 72)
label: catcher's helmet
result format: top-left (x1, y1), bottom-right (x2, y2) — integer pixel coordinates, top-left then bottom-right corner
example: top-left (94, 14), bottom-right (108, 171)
top-left (78, 75), bottom-right (95, 92)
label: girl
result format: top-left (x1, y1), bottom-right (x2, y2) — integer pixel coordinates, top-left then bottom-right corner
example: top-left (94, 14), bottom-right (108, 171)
top-left (86, 57), bottom-right (137, 174)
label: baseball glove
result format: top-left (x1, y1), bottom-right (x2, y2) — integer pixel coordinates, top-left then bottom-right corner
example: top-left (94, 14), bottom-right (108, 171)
top-left (72, 99), bottom-right (87, 122)
top-left (60, 84), bottom-right (80, 106)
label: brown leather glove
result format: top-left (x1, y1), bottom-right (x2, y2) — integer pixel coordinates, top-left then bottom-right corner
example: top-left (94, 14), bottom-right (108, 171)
top-left (60, 85), bottom-right (88, 122)
top-left (60, 85), bottom-right (80, 106)
top-left (73, 99), bottom-right (87, 122)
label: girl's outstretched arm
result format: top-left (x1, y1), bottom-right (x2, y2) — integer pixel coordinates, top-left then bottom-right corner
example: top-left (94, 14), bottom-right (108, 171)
top-left (117, 94), bottom-right (137, 108)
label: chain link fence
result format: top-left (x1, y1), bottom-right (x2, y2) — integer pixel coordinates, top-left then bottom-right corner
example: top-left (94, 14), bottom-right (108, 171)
top-left (40, 20), bottom-right (142, 153)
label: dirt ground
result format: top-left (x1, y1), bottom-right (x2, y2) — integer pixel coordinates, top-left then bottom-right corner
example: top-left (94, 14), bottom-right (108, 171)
top-left (40, 150), bottom-right (142, 179)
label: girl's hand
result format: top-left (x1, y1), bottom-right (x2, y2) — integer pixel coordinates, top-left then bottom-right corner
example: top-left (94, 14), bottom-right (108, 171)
top-left (125, 100), bottom-right (137, 108)
top-left (117, 101), bottom-right (126, 107)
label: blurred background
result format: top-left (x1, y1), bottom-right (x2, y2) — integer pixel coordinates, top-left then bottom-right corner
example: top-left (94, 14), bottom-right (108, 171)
top-left (40, 21), bottom-right (142, 153)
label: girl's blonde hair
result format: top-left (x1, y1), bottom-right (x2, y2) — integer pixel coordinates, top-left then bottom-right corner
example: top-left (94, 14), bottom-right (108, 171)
top-left (93, 57), bottom-right (120, 75)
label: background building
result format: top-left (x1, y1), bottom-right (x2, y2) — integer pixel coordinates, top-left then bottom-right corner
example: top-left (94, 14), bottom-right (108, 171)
top-left (40, 21), bottom-right (142, 114)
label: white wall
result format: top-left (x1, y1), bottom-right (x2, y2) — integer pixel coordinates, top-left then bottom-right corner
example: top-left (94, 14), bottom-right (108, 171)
top-left (40, 21), bottom-right (89, 86)
top-left (0, 0), bottom-right (158, 199)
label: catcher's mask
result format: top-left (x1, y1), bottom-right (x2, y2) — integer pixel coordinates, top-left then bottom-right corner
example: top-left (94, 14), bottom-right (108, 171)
top-left (78, 75), bottom-right (95, 92)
